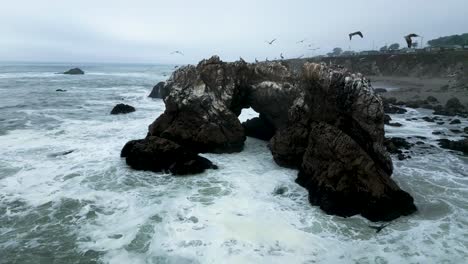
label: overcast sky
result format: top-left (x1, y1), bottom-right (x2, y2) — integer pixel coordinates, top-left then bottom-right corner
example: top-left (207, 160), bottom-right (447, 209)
top-left (1, 0), bottom-right (467, 64)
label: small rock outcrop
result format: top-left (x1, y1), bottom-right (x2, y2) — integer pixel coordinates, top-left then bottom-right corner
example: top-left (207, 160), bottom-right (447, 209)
top-left (121, 136), bottom-right (217, 175)
top-left (63, 68), bottom-right (84, 75)
top-left (122, 56), bottom-right (417, 222)
top-left (438, 139), bottom-right (468, 155)
top-left (110, 104), bottom-right (136, 115)
top-left (148, 82), bottom-right (169, 99)
top-left (434, 97), bottom-right (467, 117)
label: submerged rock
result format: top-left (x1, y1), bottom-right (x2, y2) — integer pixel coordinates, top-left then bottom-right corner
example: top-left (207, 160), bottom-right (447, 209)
top-left (63, 68), bottom-right (84, 75)
top-left (123, 56), bottom-right (416, 222)
top-left (110, 104), bottom-right (136, 115)
top-left (148, 82), bottom-right (169, 99)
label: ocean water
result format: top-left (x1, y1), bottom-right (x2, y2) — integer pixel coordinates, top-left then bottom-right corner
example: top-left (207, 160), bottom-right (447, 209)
top-left (0, 63), bottom-right (467, 264)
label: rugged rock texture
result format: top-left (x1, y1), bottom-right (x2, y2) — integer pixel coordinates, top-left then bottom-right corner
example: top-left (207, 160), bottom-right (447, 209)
top-left (121, 136), bottom-right (217, 175)
top-left (438, 139), bottom-right (468, 155)
top-left (123, 56), bottom-right (417, 221)
top-left (63, 68), bottom-right (84, 75)
top-left (110, 104), bottom-right (136, 115)
top-left (148, 82), bottom-right (169, 99)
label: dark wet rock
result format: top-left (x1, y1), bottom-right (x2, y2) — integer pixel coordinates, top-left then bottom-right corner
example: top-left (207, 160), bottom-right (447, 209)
top-left (242, 115), bottom-right (276, 141)
top-left (121, 136), bottom-right (218, 175)
top-left (449, 119), bottom-right (461, 125)
top-left (384, 115), bottom-right (392, 125)
top-left (450, 129), bottom-right (462, 134)
top-left (374, 88), bottom-right (387, 94)
top-left (415, 136), bottom-right (427, 140)
top-left (465, 127), bottom-right (468, 134)
top-left (437, 139), bottom-right (468, 155)
top-left (432, 131), bottom-right (444, 135)
top-left (388, 122), bottom-right (403, 127)
top-left (384, 104), bottom-right (407, 114)
top-left (416, 141), bottom-right (425, 145)
top-left (422, 116), bottom-right (436, 123)
top-left (437, 122), bottom-right (445, 125)
top-left (148, 82), bottom-right (169, 99)
top-left (111, 104), bottom-right (136, 115)
top-left (56, 89), bottom-right (67, 92)
top-left (426, 96), bottom-right (439, 104)
top-left (124, 56), bottom-right (416, 221)
top-left (63, 68), bottom-right (84, 75)
top-left (385, 137), bottom-right (413, 154)
top-left (397, 153), bottom-right (411, 160)
top-left (434, 97), bottom-right (468, 117)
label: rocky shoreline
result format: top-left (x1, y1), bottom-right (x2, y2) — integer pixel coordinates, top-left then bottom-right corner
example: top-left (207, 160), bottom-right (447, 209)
top-left (122, 56), bottom-right (418, 222)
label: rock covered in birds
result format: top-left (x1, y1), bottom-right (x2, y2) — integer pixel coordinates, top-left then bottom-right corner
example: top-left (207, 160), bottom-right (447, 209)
top-left (148, 82), bottom-right (169, 99)
top-left (110, 104), bottom-right (136, 115)
top-left (122, 55), bottom-right (417, 222)
top-left (63, 68), bottom-right (84, 75)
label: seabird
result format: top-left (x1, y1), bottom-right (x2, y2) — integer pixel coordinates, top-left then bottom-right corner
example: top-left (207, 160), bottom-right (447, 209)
top-left (404, 34), bottom-right (419, 48)
top-left (296, 39), bottom-right (307, 44)
top-left (266, 39), bottom-right (277, 45)
top-left (349, 31), bottom-right (364, 40)
top-left (171, 51), bottom-right (184, 56)
top-left (280, 53), bottom-right (284, 59)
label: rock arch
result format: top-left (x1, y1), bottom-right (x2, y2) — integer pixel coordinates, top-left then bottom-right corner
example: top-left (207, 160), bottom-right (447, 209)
top-left (122, 56), bottom-right (416, 222)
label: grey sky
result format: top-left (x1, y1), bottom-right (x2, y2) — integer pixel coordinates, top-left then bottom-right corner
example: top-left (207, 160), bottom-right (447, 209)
top-left (1, 0), bottom-right (467, 64)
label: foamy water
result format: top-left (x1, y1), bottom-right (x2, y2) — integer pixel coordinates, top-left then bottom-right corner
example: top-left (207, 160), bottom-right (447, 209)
top-left (0, 63), bottom-right (467, 264)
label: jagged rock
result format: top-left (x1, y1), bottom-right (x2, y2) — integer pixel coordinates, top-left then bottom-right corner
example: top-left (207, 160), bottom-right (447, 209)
top-left (121, 136), bottom-right (217, 175)
top-left (242, 115), bottom-right (276, 141)
top-left (437, 139), bottom-right (468, 155)
top-left (110, 104), bottom-right (136, 115)
top-left (63, 68), bottom-right (84, 75)
top-left (148, 82), bottom-right (169, 99)
top-left (123, 56), bottom-right (416, 221)
top-left (434, 97), bottom-right (467, 117)
top-left (384, 114), bottom-right (391, 125)
top-left (384, 137), bottom-right (413, 154)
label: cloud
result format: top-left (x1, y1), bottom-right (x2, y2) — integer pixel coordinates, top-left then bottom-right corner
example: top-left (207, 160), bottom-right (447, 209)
top-left (1, 0), bottom-right (467, 63)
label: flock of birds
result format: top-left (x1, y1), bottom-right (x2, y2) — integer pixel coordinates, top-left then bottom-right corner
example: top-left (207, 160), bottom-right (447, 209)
top-left (169, 31), bottom-right (420, 61)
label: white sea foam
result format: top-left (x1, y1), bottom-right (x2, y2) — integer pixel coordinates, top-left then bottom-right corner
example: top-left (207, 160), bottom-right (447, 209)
top-left (0, 65), bottom-right (467, 263)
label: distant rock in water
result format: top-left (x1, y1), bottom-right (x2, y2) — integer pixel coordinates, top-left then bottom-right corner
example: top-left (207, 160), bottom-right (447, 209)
top-left (122, 55), bottom-right (417, 222)
top-left (110, 104), bottom-right (135, 115)
top-left (63, 68), bottom-right (84, 75)
top-left (148, 82), bottom-right (169, 99)
top-left (56, 89), bottom-right (67, 92)
top-left (121, 136), bottom-right (217, 175)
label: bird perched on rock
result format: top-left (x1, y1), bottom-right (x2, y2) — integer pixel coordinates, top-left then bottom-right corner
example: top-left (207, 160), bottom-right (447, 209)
top-left (349, 31), bottom-right (364, 40)
top-left (404, 34), bottom-right (419, 48)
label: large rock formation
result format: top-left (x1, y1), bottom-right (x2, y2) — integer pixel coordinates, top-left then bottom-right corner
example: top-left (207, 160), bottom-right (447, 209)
top-left (63, 68), bottom-right (84, 75)
top-left (123, 56), bottom-right (417, 221)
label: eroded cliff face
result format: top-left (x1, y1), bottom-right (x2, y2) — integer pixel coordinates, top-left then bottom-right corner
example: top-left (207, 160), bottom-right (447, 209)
top-left (122, 56), bottom-right (417, 222)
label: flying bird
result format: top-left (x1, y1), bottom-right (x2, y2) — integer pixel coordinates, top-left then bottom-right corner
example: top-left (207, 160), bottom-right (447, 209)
top-left (405, 34), bottom-right (419, 48)
top-left (296, 39), bottom-right (307, 44)
top-left (349, 31), bottom-right (364, 40)
top-left (266, 39), bottom-right (277, 45)
top-left (280, 53), bottom-right (284, 59)
top-left (171, 51), bottom-right (184, 56)
top-left (309, 47), bottom-right (320, 51)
